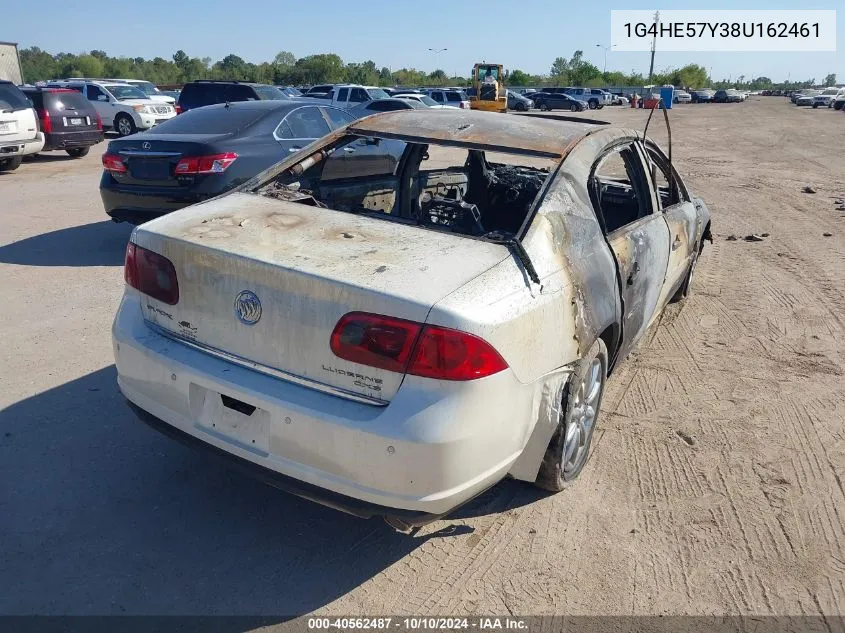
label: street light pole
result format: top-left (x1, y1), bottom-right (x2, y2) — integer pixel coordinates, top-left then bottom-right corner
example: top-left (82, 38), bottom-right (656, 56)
top-left (595, 44), bottom-right (616, 74)
top-left (428, 48), bottom-right (447, 84)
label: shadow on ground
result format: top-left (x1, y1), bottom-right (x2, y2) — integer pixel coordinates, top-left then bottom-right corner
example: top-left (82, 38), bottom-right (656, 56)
top-left (0, 366), bottom-right (543, 618)
top-left (0, 220), bottom-right (132, 267)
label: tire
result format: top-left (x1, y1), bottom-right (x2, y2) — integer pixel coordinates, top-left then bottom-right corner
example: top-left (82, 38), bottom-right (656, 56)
top-left (66, 147), bottom-right (89, 158)
top-left (588, 100), bottom-right (597, 110)
top-left (570, 104), bottom-right (578, 112)
top-left (596, 104), bottom-right (604, 109)
top-left (0, 156), bottom-right (23, 171)
top-left (540, 103), bottom-right (550, 111)
top-left (114, 113), bottom-right (137, 137)
top-left (834, 101), bottom-right (843, 111)
top-left (671, 245), bottom-right (700, 303)
top-left (812, 103), bottom-right (818, 109)
top-left (517, 102), bottom-right (527, 112)
top-left (535, 338), bottom-right (608, 492)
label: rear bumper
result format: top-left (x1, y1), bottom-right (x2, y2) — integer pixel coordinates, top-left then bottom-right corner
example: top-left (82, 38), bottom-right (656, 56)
top-left (0, 132), bottom-right (45, 157)
top-left (100, 180), bottom-right (209, 224)
top-left (113, 294), bottom-right (533, 519)
top-left (129, 402), bottom-right (442, 527)
top-left (43, 129), bottom-right (103, 151)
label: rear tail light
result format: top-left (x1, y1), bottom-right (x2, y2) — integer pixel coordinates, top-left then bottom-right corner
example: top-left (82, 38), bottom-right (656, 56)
top-left (38, 109), bottom-right (52, 134)
top-left (124, 242), bottom-right (179, 305)
top-left (330, 312), bottom-right (507, 381)
top-left (95, 112), bottom-right (103, 130)
top-left (102, 152), bottom-right (126, 173)
top-left (175, 152), bottom-right (238, 175)
top-left (174, 104), bottom-right (183, 114)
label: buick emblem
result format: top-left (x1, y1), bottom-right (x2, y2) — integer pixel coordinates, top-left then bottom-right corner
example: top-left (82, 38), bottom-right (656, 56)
top-left (142, 141), bottom-right (151, 150)
top-left (234, 290), bottom-right (262, 325)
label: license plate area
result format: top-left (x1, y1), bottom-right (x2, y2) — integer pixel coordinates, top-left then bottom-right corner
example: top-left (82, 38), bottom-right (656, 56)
top-left (129, 159), bottom-right (171, 180)
top-left (66, 117), bottom-right (85, 126)
top-left (0, 121), bottom-right (15, 133)
top-left (193, 386), bottom-right (270, 455)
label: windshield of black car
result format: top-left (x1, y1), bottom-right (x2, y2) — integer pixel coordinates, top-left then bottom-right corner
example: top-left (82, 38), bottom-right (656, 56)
top-left (151, 106), bottom-right (266, 134)
top-left (254, 85), bottom-right (288, 100)
top-left (47, 91), bottom-right (92, 112)
top-left (0, 84), bottom-right (32, 111)
top-left (105, 85), bottom-right (148, 100)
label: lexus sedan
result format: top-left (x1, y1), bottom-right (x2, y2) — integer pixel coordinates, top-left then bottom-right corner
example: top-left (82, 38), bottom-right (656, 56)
top-left (100, 99), bottom-right (374, 224)
top-left (113, 109), bottom-right (712, 530)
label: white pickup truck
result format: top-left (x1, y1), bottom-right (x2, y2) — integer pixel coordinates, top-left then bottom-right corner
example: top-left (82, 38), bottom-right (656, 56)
top-left (329, 85), bottom-right (392, 109)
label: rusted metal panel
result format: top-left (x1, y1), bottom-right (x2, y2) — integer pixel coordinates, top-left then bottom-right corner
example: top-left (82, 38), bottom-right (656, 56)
top-left (348, 109), bottom-right (596, 158)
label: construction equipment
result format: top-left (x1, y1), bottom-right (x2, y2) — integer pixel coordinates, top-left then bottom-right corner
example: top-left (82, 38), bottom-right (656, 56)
top-left (470, 63), bottom-right (507, 113)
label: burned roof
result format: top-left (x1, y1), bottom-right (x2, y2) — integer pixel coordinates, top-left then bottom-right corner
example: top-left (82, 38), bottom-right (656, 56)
top-left (347, 109), bottom-right (596, 158)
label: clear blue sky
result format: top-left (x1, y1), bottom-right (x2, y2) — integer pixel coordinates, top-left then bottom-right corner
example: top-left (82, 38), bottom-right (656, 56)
top-left (3, 0), bottom-right (841, 82)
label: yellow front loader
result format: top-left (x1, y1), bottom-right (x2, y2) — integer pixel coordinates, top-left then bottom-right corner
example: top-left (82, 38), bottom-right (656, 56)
top-left (470, 63), bottom-right (507, 113)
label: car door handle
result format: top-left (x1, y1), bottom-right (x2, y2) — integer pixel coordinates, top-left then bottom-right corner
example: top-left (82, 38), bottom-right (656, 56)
top-left (627, 262), bottom-right (640, 286)
top-left (343, 146), bottom-right (356, 153)
top-left (672, 236), bottom-right (683, 251)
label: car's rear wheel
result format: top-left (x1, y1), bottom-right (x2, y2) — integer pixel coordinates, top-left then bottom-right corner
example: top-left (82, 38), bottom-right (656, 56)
top-left (115, 114), bottom-right (136, 137)
top-left (535, 338), bottom-right (608, 491)
top-left (540, 103), bottom-right (550, 111)
top-left (517, 102), bottom-right (527, 111)
top-left (671, 243), bottom-right (701, 303)
top-left (0, 156), bottom-right (23, 171)
top-left (812, 103), bottom-right (819, 109)
top-left (570, 104), bottom-right (579, 112)
top-left (588, 100), bottom-right (597, 109)
top-left (66, 147), bottom-right (89, 158)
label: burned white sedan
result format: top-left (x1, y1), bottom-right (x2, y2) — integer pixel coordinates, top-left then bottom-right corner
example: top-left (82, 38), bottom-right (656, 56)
top-left (113, 109), bottom-right (711, 530)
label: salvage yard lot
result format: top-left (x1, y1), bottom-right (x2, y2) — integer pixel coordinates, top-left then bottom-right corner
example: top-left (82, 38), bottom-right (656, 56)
top-left (1, 99), bottom-right (844, 618)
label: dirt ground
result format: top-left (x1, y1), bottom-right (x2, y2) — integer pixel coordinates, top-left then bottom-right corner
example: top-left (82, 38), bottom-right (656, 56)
top-left (1, 99), bottom-right (844, 620)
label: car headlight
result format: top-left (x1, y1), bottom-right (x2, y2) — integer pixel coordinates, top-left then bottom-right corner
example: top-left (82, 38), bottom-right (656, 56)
top-left (132, 105), bottom-right (149, 113)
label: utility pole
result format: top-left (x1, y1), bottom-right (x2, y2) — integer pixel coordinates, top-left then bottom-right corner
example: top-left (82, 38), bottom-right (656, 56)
top-left (648, 10), bottom-right (659, 82)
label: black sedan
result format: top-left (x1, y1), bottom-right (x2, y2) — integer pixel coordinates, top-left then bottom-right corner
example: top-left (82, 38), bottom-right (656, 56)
top-left (529, 92), bottom-right (586, 112)
top-left (100, 100), bottom-right (358, 224)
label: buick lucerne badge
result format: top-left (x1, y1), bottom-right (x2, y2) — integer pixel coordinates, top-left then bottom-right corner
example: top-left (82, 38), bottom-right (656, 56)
top-left (234, 290), bottom-right (262, 325)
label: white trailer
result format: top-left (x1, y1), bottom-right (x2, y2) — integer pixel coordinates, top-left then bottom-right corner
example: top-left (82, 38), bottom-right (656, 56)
top-left (0, 42), bottom-right (23, 84)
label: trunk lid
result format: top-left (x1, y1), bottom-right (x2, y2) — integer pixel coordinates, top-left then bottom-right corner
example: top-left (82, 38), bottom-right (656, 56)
top-left (108, 133), bottom-right (228, 187)
top-left (133, 192), bottom-right (509, 402)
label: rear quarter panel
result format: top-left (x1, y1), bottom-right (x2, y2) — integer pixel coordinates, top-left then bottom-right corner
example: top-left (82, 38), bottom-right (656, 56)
top-left (430, 128), bottom-right (627, 482)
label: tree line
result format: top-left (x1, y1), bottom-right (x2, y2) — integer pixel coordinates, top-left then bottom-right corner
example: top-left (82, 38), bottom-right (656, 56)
top-left (19, 47), bottom-right (833, 90)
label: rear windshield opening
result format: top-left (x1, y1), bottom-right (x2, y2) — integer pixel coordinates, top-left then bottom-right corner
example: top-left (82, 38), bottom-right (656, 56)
top-left (254, 135), bottom-right (557, 240)
top-left (445, 92), bottom-right (467, 102)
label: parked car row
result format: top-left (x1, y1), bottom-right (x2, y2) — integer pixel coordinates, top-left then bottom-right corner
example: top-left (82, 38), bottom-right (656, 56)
top-left (0, 80), bottom-right (104, 171)
top-left (789, 87), bottom-right (845, 108)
